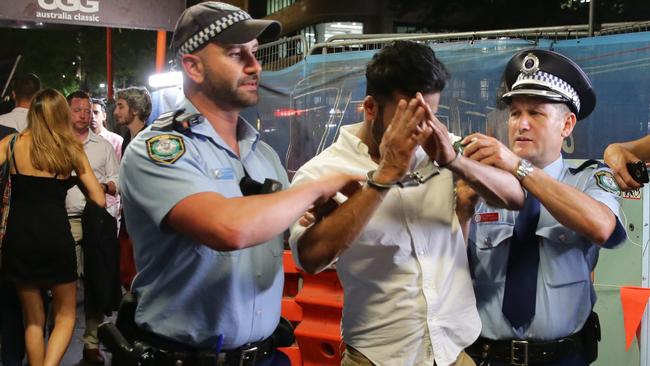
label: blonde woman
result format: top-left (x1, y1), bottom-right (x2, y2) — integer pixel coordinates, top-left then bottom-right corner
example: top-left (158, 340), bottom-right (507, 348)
top-left (0, 88), bottom-right (105, 366)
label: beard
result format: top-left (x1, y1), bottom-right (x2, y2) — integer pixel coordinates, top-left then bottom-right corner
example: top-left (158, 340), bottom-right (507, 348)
top-left (203, 65), bottom-right (258, 109)
top-left (371, 104), bottom-right (386, 147)
top-left (117, 112), bottom-right (134, 126)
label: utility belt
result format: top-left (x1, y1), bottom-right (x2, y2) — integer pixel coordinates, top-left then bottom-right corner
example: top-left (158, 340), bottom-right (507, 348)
top-left (99, 293), bottom-right (294, 366)
top-left (466, 312), bottom-right (601, 365)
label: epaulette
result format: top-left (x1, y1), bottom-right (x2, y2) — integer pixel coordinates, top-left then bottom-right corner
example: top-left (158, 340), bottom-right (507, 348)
top-left (151, 109), bottom-right (202, 133)
top-left (568, 159), bottom-right (607, 175)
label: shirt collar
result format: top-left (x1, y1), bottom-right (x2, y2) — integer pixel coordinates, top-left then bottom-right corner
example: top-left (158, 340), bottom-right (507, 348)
top-left (176, 97), bottom-right (260, 154)
top-left (83, 129), bottom-right (102, 145)
top-left (176, 96), bottom-right (260, 150)
top-left (542, 155), bottom-right (564, 180)
top-left (338, 122), bottom-right (372, 159)
top-left (336, 122), bottom-right (431, 170)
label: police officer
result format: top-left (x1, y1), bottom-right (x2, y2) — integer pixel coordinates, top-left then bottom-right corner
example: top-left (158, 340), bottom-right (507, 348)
top-left (118, 2), bottom-right (359, 365)
top-left (462, 49), bottom-right (627, 365)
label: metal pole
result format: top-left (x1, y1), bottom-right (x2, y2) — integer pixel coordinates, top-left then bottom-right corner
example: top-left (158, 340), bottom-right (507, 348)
top-left (106, 27), bottom-right (113, 100)
top-left (589, 0), bottom-right (595, 36)
top-left (155, 30), bottom-right (167, 73)
top-left (1, 55), bottom-right (21, 99)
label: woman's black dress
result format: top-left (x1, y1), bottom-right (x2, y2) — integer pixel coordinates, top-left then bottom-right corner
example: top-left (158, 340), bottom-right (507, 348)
top-left (1, 155), bottom-right (76, 285)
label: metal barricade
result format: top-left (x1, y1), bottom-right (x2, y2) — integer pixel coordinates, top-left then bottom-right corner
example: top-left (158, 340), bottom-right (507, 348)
top-left (258, 35), bottom-right (308, 71)
top-left (306, 21), bottom-right (650, 55)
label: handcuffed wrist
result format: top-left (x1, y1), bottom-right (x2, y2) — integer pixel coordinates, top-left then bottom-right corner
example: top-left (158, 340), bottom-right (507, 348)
top-left (366, 170), bottom-right (397, 191)
top-left (438, 150), bottom-right (460, 168)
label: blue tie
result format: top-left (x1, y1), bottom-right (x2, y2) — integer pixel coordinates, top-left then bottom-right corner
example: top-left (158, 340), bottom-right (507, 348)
top-left (502, 192), bottom-right (541, 329)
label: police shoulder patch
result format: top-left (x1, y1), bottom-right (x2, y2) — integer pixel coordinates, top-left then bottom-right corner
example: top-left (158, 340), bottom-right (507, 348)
top-left (594, 171), bottom-right (621, 194)
top-left (146, 134), bottom-right (185, 164)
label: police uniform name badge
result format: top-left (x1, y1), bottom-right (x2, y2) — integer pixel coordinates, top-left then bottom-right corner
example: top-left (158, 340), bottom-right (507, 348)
top-left (146, 134), bottom-right (185, 164)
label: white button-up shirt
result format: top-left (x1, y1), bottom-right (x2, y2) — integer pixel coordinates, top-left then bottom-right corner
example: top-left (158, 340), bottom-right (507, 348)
top-left (289, 122), bottom-right (481, 366)
top-left (0, 107), bottom-right (28, 132)
top-left (66, 130), bottom-right (120, 216)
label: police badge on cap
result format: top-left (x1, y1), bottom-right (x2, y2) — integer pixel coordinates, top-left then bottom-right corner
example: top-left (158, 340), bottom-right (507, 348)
top-left (501, 49), bottom-right (596, 120)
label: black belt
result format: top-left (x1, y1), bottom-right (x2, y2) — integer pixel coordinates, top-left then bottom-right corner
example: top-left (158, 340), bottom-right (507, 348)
top-left (466, 332), bottom-right (584, 366)
top-left (132, 327), bottom-right (275, 366)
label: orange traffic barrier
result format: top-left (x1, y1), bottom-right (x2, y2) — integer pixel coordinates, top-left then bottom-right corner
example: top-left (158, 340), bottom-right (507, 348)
top-left (282, 250), bottom-right (304, 366)
top-left (293, 270), bottom-right (344, 366)
top-left (283, 251), bottom-right (301, 297)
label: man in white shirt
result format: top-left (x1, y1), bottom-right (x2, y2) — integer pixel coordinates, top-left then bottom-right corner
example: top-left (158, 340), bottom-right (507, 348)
top-left (66, 91), bottom-right (119, 365)
top-left (0, 73), bottom-right (40, 132)
top-left (289, 41), bottom-right (525, 366)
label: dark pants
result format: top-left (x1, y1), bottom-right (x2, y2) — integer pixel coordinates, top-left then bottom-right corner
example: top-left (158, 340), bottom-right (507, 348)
top-left (0, 275), bottom-right (25, 366)
top-left (253, 350), bottom-right (291, 366)
top-left (472, 352), bottom-right (589, 366)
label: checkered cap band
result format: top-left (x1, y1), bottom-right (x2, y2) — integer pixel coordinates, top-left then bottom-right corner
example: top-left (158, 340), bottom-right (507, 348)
top-left (512, 71), bottom-right (581, 112)
top-left (177, 10), bottom-right (252, 56)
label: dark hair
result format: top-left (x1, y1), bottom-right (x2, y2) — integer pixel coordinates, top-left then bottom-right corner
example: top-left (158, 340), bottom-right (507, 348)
top-left (91, 98), bottom-right (106, 112)
top-left (66, 90), bottom-right (91, 104)
top-left (12, 73), bottom-right (41, 101)
top-left (365, 41), bottom-right (449, 102)
top-left (115, 86), bottom-right (152, 121)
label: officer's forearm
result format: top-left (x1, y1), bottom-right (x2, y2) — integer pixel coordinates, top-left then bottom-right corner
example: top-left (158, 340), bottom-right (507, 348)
top-left (522, 168), bottom-right (616, 244)
top-left (297, 185), bottom-right (387, 274)
top-left (165, 181), bottom-right (336, 251)
top-left (448, 155), bottom-right (525, 210)
top-left (617, 135), bottom-right (650, 161)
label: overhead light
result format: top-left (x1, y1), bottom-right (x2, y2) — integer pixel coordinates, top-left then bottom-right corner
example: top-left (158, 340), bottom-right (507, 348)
top-left (99, 83), bottom-right (106, 88)
top-left (20, 25), bottom-right (28, 29)
top-left (148, 71), bottom-right (182, 88)
top-left (327, 22), bottom-right (363, 30)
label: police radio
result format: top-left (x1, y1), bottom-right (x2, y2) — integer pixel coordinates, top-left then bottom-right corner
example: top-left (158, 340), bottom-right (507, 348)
top-left (239, 167), bottom-right (282, 196)
top-left (627, 160), bottom-right (649, 184)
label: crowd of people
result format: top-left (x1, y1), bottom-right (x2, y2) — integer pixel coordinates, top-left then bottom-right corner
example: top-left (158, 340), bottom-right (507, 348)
top-left (0, 75), bottom-right (151, 366)
top-left (0, 1), bottom-right (648, 366)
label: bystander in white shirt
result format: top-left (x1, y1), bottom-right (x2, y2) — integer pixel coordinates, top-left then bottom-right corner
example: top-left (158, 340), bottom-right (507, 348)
top-left (65, 130), bottom-right (120, 218)
top-left (0, 107), bottom-right (28, 132)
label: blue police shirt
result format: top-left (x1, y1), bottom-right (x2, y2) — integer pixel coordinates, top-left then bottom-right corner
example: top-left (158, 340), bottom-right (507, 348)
top-left (468, 156), bottom-right (626, 341)
top-left (119, 97), bottom-right (289, 350)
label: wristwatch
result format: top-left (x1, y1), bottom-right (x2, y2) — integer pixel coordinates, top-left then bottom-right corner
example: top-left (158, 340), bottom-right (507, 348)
top-left (515, 159), bottom-right (534, 181)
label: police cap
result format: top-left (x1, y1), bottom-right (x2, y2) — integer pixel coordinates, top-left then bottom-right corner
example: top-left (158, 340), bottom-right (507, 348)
top-left (171, 2), bottom-right (282, 59)
top-left (501, 49), bottom-right (596, 120)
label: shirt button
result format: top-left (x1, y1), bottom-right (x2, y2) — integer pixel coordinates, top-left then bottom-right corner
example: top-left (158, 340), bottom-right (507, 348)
top-left (559, 234), bottom-right (566, 242)
top-left (256, 310), bottom-right (262, 316)
top-left (256, 272), bottom-right (261, 277)
top-left (419, 250), bottom-right (425, 255)
top-left (212, 169), bottom-right (221, 178)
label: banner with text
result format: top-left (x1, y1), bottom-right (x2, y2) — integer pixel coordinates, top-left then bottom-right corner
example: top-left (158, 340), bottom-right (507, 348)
top-left (0, 0), bottom-right (185, 30)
